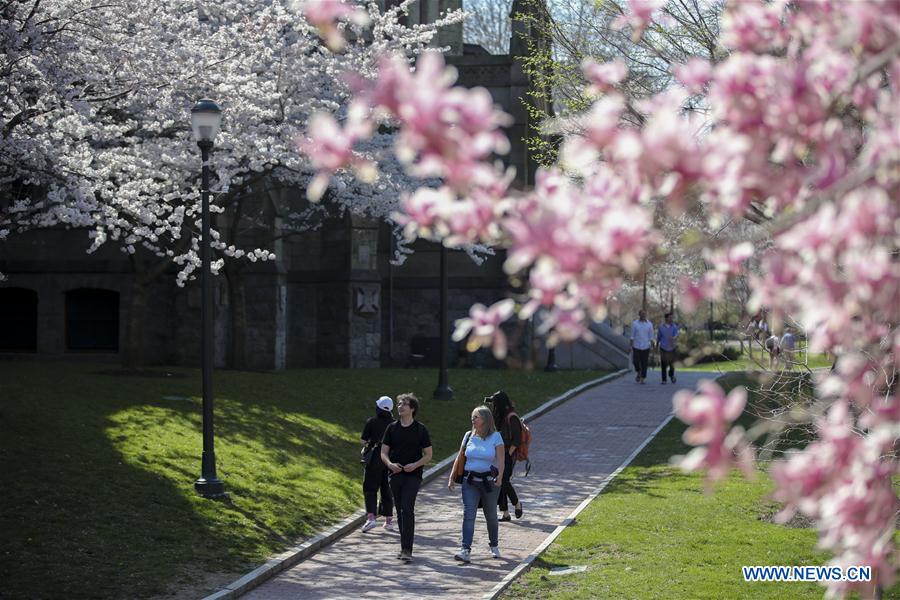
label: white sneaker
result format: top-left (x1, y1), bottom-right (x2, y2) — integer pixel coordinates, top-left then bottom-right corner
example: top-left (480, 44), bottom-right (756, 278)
top-left (454, 548), bottom-right (471, 563)
top-left (383, 521), bottom-right (396, 532)
top-left (490, 546), bottom-right (501, 559)
top-left (361, 519), bottom-right (378, 533)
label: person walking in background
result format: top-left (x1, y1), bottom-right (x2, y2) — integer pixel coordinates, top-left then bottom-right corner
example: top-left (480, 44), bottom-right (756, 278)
top-left (380, 393), bottom-right (432, 563)
top-left (630, 309), bottom-right (654, 384)
top-left (448, 405), bottom-right (504, 563)
top-left (747, 310), bottom-right (769, 357)
top-left (360, 395), bottom-right (395, 533)
top-left (487, 390), bottom-right (523, 522)
top-left (657, 312), bottom-right (680, 384)
top-left (781, 327), bottom-right (797, 368)
top-left (765, 333), bottom-right (781, 369)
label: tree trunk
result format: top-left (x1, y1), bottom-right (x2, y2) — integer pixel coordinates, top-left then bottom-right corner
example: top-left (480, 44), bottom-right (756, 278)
top-left (225, 264), bottom-right (248, 370)
top-left (122, 247), bottom-right (183, 369)
top-left (123, 278), bottom-right (147, 369)
top-left (642, 270), bottom-right (648, 311)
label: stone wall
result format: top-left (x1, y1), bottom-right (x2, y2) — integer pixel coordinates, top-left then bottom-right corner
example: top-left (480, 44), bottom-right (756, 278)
top-left (174, 276), bottom-right (228, 368)
top-left (380, 236), bottom-right (510, 367)
top-left (0, 2), bottom-right (549, 371)
top-left (0, 228), bottom-right (177, 364)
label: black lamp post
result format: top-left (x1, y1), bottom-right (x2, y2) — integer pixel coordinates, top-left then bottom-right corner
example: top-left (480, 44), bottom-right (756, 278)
top-left (544, 346), bottom-right (558, 372)
top-left (191, 99), bottom-right (225, 498)
top-left (433, 243), bottom-right (453, 400)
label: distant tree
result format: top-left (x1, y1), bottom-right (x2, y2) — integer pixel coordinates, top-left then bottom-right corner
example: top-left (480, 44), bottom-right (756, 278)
top-left (463, 0), bottom-right (514, 54)
top-left (516, 0), bottom-right (724, 165)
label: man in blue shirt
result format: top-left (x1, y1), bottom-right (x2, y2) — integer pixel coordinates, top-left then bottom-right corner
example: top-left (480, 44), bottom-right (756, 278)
top-left (657, 312), bottom-right (680, 384)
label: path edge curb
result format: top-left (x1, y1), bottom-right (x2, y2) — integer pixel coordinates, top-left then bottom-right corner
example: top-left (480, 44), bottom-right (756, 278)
top-left (481, 411), bottom-right (677, 600)
top-left (199, 368), bottom-right (627, 600)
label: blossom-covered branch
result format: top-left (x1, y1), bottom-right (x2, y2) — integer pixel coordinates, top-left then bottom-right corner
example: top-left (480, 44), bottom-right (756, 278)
top-left (300, 1), bottom-right (899, 594)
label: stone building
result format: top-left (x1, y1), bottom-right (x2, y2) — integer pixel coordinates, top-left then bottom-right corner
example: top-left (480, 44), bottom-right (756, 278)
top-left (0, 1), bottom-right (630, 372)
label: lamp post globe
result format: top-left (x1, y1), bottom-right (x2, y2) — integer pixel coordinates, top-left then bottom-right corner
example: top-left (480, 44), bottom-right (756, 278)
top-left (191, 98), bottom-right (225, 498)
top-left (544, 346), bottom-right (558, 372)
top-left (190, 98), bottom-right (222, 143)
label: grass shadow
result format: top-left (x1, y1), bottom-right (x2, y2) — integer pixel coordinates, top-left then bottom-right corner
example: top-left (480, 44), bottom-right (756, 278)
top-left (1, 361), bottom-right (608, 599)
top-left (0, 372), bottom-right (256, 598)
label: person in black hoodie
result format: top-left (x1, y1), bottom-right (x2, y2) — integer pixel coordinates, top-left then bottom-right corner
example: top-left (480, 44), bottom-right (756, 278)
top-left (360, 395), bottom-right (395, 533)
top-left (488, 390), bottom-right (524, 522)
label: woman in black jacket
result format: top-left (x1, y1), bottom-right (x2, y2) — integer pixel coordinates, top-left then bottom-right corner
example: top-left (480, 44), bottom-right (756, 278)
top-left (488, 390), bottom-right (524, 521)
top-left (360, 395), bottom-right (395, 532)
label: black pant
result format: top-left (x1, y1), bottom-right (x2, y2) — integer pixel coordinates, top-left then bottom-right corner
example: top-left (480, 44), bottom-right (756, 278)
top-left (389, 472), bottom-right (421, 552)
top-left (633, 348), bottom-right (650, 379)
top-left (363, 461), bottom-right (393, 517)
top-left (498, 452), bottom-right (519, 512)
top-left (660, 349), bottom-right (677, 381)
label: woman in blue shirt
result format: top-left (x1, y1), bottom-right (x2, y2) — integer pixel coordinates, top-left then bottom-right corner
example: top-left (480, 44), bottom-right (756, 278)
top-left (447, 405), bottom-right (505, 563)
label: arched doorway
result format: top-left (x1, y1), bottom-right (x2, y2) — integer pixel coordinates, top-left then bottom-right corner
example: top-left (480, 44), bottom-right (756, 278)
top-left (0, 288), bottom-right (38, 351)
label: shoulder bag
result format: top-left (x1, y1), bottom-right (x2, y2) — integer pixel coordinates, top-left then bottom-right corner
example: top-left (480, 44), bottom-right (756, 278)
top-left (451, 431), bottom-right (472, 484)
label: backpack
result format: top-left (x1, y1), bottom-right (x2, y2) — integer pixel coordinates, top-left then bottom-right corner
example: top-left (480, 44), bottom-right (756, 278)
top-left (506, 412), bottom-right (531, 462)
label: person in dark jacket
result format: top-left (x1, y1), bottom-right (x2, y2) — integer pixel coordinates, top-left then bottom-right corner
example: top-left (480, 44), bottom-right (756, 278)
top-left (360, 395), bottom-right (395, 532)
top-left (488, 390), bottom-right (523, 521)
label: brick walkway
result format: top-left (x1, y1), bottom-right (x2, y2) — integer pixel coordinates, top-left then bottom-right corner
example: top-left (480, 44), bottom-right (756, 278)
top-left (242, 371), bottom-right (705, 600)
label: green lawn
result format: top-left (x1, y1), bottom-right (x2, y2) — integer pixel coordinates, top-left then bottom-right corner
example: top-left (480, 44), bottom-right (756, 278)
top-left (680, 343), bottom-right (832, 373)
top-left (503, 373), bottom-right (899, 600)
top-left (0, 361), bottom-right (608, 599)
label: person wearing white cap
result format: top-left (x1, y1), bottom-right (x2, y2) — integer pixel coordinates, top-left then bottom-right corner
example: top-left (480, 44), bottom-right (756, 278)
top-left (360, 395), bottom-right (395, 532)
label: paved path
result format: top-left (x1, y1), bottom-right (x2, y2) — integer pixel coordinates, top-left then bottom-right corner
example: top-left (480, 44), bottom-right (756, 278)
top-left (243, 371), bottom-right (705, 600)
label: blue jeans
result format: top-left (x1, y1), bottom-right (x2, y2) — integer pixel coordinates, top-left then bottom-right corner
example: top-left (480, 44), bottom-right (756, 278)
top-left (461, 478), bottom-right (500, 551)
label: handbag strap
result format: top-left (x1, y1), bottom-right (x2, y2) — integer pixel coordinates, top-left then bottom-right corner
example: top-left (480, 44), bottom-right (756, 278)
top-left (456, 431), bottom-right (472, 463)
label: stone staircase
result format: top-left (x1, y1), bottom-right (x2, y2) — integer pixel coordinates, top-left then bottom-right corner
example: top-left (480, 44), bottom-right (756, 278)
top-left (544, 321), bottom-right (631, 371)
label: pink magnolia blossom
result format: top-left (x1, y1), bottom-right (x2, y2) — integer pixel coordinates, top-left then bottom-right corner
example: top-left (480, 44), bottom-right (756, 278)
top-left (301, 0), bottom-right (370, 51)
top-left (395, 186), bottom-right (454, 239)
top-left (673, 380), bottom-right (755, 486)
top-left (537, 304), bottom-right (596, 347)
top-left (582, 58), bottom-right (628, 96)
top-left (452, 299), bottom-right (516, 359)
top-left (584, 94), bottom-right (626, 148)
top-left (296, 101), bottom-right (374, 201)
top-left (442, 189), bottom-right (504, 246)
top-left (304, 2), bottom-right (900, 590)
top-left (704, 242), bottom-right (754, 276)
top-left (770, 402), bottom-right (899, 592)
top-left (361, 52), bottom-right (512, 193)
top-left (559, 97), bottom-right (625, 176)
top-left (674, 58), bottom-right (713, 95)
top-left (679, 276), bottom-right (711, 314)
top-left (635, 94), bottom-right (706, 205)
top-left (520, 258), bottom-right (572, 319)
top-left (612, 0), bottom-right (666, 41)
top-left (720, 0), bottom-right (789, 53)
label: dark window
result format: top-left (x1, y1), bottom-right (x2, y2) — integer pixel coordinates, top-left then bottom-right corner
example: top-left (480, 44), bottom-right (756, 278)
top-left (65, 289), bottom-right (119, 351)
top-left (0, 288), bottom-right (38, 351)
